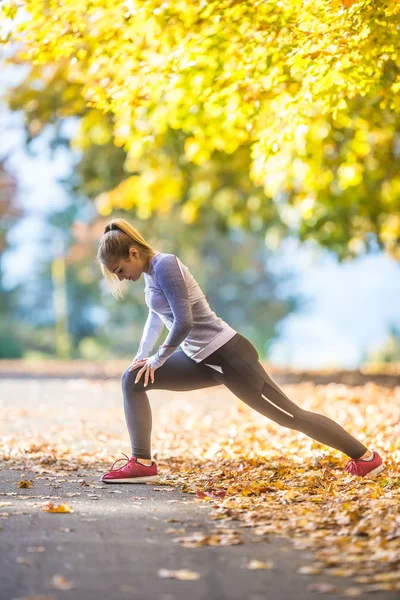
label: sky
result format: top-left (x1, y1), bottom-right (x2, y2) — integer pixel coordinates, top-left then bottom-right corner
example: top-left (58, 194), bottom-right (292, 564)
top-left (267, 242), bottom-right (400, 368)
top-left (1, 65), bottom-right (400, 370)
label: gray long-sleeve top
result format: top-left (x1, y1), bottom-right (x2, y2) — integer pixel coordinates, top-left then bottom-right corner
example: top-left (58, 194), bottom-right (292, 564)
top-left (134, 252), bottom-right (237, 368)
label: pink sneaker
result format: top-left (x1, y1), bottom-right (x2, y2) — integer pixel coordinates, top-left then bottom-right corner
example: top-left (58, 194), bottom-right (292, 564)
top-left (101, 453), bottom-right (160, 484)
top-left (344, 451), bottom-right (385, 477)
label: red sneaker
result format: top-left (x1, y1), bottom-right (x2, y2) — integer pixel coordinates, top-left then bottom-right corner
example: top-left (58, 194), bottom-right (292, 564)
top-left (344, 451), bottom-right (385, 477)
top-left (101, 453), bottom-right (160, 484)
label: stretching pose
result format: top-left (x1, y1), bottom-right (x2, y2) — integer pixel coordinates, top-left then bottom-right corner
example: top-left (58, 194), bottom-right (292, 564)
top-left (97, 218), bottom-right (385, 483)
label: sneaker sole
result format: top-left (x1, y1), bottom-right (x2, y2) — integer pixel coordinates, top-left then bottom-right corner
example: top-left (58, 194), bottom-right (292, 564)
top-left (367, 464), bottom-right (385, 476)
top-left (100, 475), bottom-right (160, 484)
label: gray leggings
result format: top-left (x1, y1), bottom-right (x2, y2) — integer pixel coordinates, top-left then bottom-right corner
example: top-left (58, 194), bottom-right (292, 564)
top-left (121, 332), bottom-right (368, 460)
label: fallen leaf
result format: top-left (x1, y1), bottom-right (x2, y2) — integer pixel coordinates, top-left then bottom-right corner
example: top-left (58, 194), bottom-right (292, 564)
top-left (158, 568), bottom-right (201, 580)
top-left (18, 480), bottom-right (34, 488)
top-left (343, 588), bottom-right (363, 597)
top-left (298, 565), bottom-right (322, 575)
top-left (50, 575), bottom-right (76, 590)
top-left (246, 559), bottom-right (275, 570)
top-left (43, 502), bottom-right (74, 513)
top-left (196, 489), bottom-right (227, 500)
top-left (165, 528), bottom-right (185, 534)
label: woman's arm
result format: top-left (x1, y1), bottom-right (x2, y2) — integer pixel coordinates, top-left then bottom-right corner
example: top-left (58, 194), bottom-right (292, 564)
top-left (134, 309), bottom-right (165, 361)
top-left (148, 255), bottom-right (193, 369)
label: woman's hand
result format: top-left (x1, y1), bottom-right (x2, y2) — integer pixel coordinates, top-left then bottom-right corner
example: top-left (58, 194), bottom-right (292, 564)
top-left (128, 358), bottom-right (148, 372)
top-left (129, 357), bottom-right (157, 386)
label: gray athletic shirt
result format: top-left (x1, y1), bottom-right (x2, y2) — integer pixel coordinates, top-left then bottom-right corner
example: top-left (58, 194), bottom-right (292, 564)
top-left (134, 252), bottom-right (237, 369)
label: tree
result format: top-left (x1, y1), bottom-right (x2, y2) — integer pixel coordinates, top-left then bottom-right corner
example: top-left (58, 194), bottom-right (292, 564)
top-left (2, 0), bottom-right (400, 260)
top-left (3, 64), bottom-right (300, 360)
top-left (0, 158), bottom-right (26, 358)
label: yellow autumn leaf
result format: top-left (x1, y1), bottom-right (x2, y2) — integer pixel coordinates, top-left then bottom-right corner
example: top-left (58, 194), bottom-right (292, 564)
top-left (43, 502), bottom-right (74, 513)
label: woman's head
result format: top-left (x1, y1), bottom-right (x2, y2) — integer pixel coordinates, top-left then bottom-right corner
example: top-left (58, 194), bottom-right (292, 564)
top-left (96, 218), bottom-right (158, 299)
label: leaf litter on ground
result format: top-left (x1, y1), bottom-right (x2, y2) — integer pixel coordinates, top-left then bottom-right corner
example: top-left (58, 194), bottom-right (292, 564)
top-left (1, 378), bottom-right (399, 593)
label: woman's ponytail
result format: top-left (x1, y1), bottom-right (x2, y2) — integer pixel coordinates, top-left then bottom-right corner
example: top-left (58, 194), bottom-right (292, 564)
top-left (97, 217), bottom-right (158, 300)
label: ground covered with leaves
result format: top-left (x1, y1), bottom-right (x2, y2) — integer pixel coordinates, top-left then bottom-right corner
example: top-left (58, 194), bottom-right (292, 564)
top-left (0, 374), bottom-right (399, 597)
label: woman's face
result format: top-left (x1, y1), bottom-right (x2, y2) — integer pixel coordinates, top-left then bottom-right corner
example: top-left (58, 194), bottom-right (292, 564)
top-left (109, 247), bottom-right (145, 282)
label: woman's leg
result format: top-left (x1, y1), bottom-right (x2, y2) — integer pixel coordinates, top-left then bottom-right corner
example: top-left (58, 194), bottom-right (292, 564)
top-left (202, 333), bottom-right (369, 459)
top-left (121, 348), bottom-right (222, 459)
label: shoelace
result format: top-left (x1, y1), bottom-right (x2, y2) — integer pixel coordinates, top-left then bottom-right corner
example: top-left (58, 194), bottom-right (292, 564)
top-left (344, 459), bottom-right (363, 475)
top-left (344, 453), bottom-right (376, 475)
top-left (110, 452), bottom-right (132, 472)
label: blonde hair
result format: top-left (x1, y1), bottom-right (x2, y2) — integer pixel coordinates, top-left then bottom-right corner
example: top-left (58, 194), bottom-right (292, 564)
top-left (96, 217), bottom-right (158, 299)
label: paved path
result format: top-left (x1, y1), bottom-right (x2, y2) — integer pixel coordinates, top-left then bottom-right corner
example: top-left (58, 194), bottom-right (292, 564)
top-left (0, 378), bottom-right (398, 600)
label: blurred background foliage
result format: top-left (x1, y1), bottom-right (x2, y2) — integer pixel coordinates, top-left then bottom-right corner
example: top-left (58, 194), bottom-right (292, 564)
top-left (0, 0), bottom-right (399, 365)
top-left (3, 0), bottom-right (400, 260)
top-left (0, 64), bottom-right (299, 361)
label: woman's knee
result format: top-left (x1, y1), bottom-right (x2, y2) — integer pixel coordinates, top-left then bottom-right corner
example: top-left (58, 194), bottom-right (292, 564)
top-left (122, 367), bottom-right (144, 392)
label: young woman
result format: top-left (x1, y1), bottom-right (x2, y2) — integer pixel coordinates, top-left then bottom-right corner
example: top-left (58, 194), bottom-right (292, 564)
top-left (97, 218), bottom-right (385, 483)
